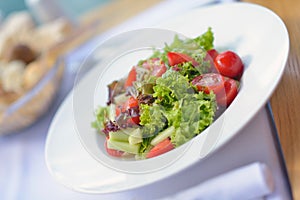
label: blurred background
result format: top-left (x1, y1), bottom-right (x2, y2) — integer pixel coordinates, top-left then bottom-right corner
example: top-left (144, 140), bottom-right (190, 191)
top-left (0, 0), bottom-right (131, 135)
top-left (0, 0), bottom-right (110, 22)
top-left (0, 0), bottom-right (26, 18)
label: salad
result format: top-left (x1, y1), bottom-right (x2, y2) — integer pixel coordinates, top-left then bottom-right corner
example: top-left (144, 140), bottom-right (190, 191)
top-left (92, 28), bottom-right (244, 159)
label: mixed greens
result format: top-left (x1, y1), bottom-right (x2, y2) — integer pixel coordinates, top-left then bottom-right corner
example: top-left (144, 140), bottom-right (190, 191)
top-left (92, 28), bottom-right (243, 159)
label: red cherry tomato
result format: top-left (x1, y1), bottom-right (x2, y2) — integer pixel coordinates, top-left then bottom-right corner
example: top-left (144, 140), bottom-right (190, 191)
top-left (167, 52), bottom-right (198, 66)
top-left (214, 51), bottom-right (244, 80)
top-left (142, 58), bottom-right (167, 77)
top-left (105, 139), bottom-right (124, 157)
top-left (192, 73), bottom-right (238, 107)
top-left (124, 67), bottom-right (137, 88)
top-left (146, 138), bottom-right (174, 158)
top-left (205, 49), bottom-right (219, 73)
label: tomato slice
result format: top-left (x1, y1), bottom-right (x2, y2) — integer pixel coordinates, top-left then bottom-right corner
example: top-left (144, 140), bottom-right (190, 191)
top-left (207, 49), bottom-right (219, 60)
top-left (127, 96), bottom-right (139, 108)
top-left (115, 106), bottom-right (121, 117)
top-left (127, 116), bottom-right (140, 125)
top-left (218, 78), bottom-right (238, 106)
top-left (214, 51), bottom-right (244, 80)
top-left (105, 138), bottom-right (124, 157)
top-left (167, 52), bottom-right (198, 66)
top-left (126, 97), bottom-right (140, 125)
top-left (146, 138), bottom-right (174, 158)
top-left (142, 58), bottom-right (167, 77)
top-left (116, 101), bottom-right (128, 114)
top-left (192, 73), bottom-right (225, 94)
top-left (192, 73), bottom-right (238, 107)
top-left (116, 97), bottom-right (140, 126)
top-left (124, 67), bottom-right (137, 88)
top-left (152, 63), bottom-right (167, 77)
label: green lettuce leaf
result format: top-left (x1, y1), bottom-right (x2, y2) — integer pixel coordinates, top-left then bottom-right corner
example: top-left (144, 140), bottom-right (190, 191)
top-left (169, 92), bottom-right (216, 147)
top-left (139, 136), bottom-right (154, 155)
top-left (193, 27), bottom-right (214, 51)
top-left (153, 70), bottom-right (194, 107)
top-left (91, 106), bottom-right (110, 131)
top-left (139, 104), bottom-right (167, 137)
top-left (149, 27), bottom-right (214, 65)
top-left (149, 69), bottom-right (216, 147)
top-left (176, 62), bottom-right (202, 81)
top-left (139, 103), bottom-right (167, 153)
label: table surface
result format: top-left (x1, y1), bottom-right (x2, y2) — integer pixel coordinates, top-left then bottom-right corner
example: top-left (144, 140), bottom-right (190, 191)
top-left (242, 0), bottom-right (300, 199)
top-left (59, 0), bottom-right (300, 198)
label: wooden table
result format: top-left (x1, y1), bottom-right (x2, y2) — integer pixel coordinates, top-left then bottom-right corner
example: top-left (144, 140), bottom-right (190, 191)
top-left (71, 0), bottom-right (299, 198)
top-left (242, 0), bottom-right (300, 199)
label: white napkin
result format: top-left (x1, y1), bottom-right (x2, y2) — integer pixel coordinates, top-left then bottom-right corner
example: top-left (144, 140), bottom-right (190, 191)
top-left (160, 162), bottom-right (274, 200)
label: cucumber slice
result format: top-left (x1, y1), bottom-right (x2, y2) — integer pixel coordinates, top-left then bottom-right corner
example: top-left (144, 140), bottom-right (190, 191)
top-left (107, 139), bottom-right (140, 154)
top-left (109, 128), bottom-right (140, 142)
top-left (109, 131), bottom-right (129, 142)
top-left (150, 126), bottom-right (175, 146)
top-left (108, 104), bottom-right (116, 121)
top-left (113, 93), bottom-right (129, 105)
top-left (128, 128), bottom-right (142, 145)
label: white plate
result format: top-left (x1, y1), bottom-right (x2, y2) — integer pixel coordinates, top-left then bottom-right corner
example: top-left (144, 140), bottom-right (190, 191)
top-left (45, 2), bottom-right (289, 194)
